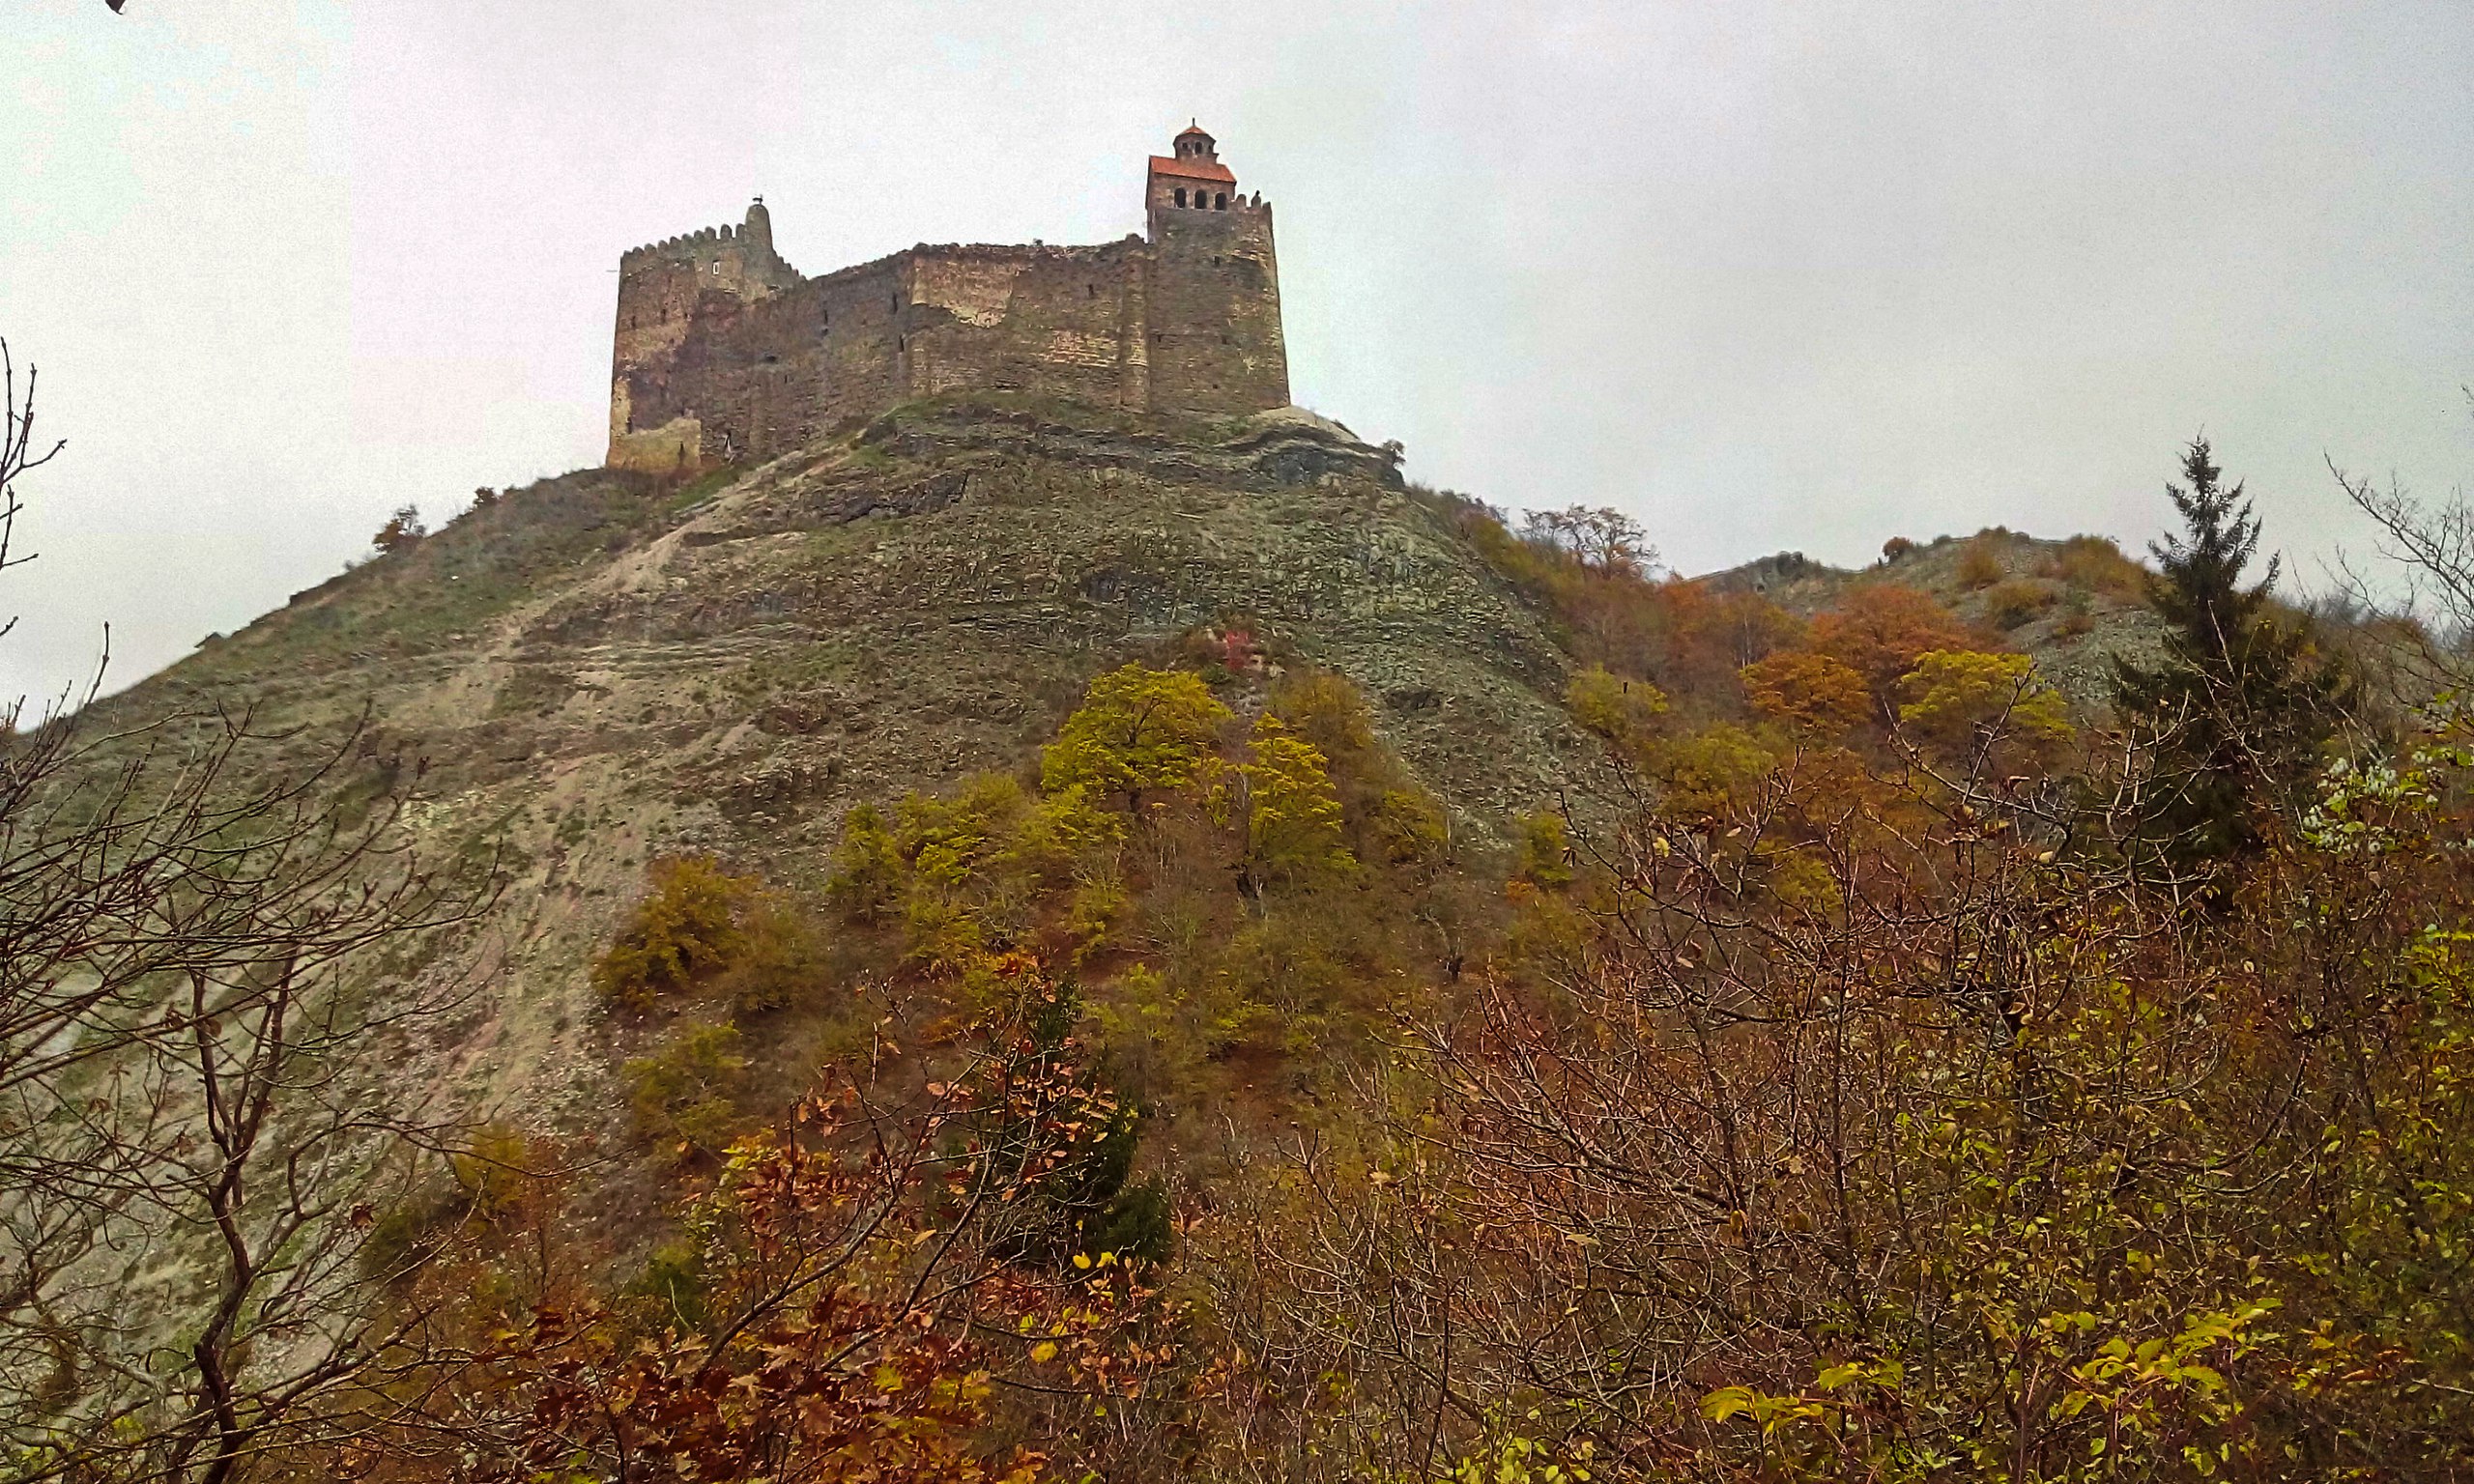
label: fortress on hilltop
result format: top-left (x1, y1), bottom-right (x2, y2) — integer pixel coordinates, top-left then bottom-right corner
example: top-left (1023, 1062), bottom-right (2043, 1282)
top-left (607, 125), bottom-right (1290, 474)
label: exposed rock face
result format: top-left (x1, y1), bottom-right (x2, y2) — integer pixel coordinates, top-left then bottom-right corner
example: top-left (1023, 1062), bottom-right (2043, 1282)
top-left (122, 401), bottom-right (1576, 1117)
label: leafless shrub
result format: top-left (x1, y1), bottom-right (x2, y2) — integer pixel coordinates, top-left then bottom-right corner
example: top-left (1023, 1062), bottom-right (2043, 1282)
top-left (0, 341), bottom-right (500, 1482)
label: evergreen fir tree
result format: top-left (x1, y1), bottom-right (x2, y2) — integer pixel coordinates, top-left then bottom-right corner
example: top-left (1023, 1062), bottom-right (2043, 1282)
top-left (979, 978), bottom-right (1174, 1268)
top-left (2109, 437), bottom-right (2348, 864)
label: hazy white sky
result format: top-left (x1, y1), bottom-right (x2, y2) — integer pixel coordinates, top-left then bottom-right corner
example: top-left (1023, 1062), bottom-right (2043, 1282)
top-left (2, 1), bottom-right (2468, 702)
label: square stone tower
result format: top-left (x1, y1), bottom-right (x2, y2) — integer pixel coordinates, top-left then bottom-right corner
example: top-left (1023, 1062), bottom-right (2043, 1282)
top-left (1142, 125), bottom-right (1290, 416)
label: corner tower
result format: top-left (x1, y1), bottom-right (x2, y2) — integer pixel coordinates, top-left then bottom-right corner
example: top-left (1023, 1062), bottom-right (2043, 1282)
top-left (1143, 125), bottom-right (1289, 415)
top-left (609, 199), bottom-right (801, 473)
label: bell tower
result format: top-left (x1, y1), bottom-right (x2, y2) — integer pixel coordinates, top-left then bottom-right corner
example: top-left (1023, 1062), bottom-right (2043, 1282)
top-left (1146, 123), bottom-right (1244, 235)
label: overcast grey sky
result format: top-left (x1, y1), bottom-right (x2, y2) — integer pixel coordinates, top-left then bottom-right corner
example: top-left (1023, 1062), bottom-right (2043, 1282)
top-left (3, 1), bottom-right (2468, 703)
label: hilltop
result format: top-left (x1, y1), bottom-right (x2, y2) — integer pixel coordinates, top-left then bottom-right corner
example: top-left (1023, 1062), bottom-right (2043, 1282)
top-left (129, 407), bottom-right (2196, 1100)
top-left (1708, 527), bottom-right (2171, 704)
top-left (83, 394), bottom-right (2202, 1164)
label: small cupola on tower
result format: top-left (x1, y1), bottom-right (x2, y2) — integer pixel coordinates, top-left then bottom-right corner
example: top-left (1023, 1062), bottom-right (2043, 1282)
top-left (1147, 120), bottom-right (1248, 233)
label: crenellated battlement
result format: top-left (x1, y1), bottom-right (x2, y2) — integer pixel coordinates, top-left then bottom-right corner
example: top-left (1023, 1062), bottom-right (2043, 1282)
top-left (622, 224), bottom-right (734, 262)
top-left (605, 128), bottom-right (1287, 475)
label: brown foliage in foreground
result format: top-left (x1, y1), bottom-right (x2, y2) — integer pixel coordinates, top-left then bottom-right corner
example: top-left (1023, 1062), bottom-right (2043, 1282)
top-left (311, 965), bottom-right (1183, 1484)
top-left (1210, 690), bottom-right (2474, 1479)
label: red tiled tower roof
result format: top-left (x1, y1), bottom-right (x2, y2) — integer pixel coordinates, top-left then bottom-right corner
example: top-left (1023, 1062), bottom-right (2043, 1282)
top-left (1149, 154), bottom-right (1236, 184)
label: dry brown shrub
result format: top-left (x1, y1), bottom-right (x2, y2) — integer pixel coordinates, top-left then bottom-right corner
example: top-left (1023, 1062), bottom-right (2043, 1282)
top-left (1985, 578), bottom-right (2060, 629)
top-left (1955, 534), bottom-right (2006, 589)
top-left (2045, 533), bottom-right (2146, 597)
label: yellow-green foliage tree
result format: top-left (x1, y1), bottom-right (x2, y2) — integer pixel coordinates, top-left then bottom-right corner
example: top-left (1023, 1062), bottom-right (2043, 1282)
top-left (1567, 666), bottom-right (1670, 761)
top-left (1366, 787), bottom-right (1450, 868)
top-left (714, 892), bottom-right (831, 1015)
top-left (824, 802), bottom-right (905, 922)
top-left (1239, 714), bottom-right (1357, 890)
top-left (593, 856), bottom-right (757, 1012)
top-left (826, 773), bottom-right (1127, 974)
top-left (1274, 667), bottom-right (1453, 874)
top-left (1897, 648), bottom-right (2074, 761)
top-left (596, 855), bottom-right (830, 1015)
top-left (450, 1122), bottom-right (534, 1222)
top-left (1042, 664), bottom-right (1233, 812)
top-left (1654, 723), bottom-right (1778, 823)
top-left (623, 1021), bottom-right (748, 1156)
top-left (1269, 669), bottom-right (1377, 761)
top-left (878, 774), bottom-right (1037, 972)
top-left (1512, 810), bottom-right (1573, 888)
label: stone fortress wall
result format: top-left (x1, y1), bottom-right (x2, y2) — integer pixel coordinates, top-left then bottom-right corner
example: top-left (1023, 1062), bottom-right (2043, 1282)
top-left (608, 126), bottom-right (1289, 474)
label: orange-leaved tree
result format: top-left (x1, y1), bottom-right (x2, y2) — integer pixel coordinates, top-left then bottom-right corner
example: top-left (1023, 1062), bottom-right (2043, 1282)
top-left (1807, 582), bottom-right (1982, 714)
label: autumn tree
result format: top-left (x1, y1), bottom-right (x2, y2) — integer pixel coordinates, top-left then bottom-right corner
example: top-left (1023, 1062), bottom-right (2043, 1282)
top-left (370, 502), bottom-right (426, 554)
top-left (1226, 702), bottom-right (2474, 1478)
top-left (826, 801), bottom-right (906, 921)
top-left (1740, 650), bottom-right (1870, 737)
top-left (1647, 581), bottom-right (1803, 695)
top-left (1041, 664), bottom-right (1232, 813)
top-left (1896, 648), bottom-right (2074, 767)
top-left (1236, 714), bottom-right (1357, 891)
top-left (971, 975), bottom-right (1174, 1268)
top-left (1521, 504), bottom-right (1659, 578)
top-left (450, 963), bottom-right (1174, 1483)
top-left (1268, 668), bottom-right (1377, 762)
top-left (1567, 666), bottom-right (1671, 761)
top-left (2329, 395), bottom-right (2474, 687)
top-left (1807, 582), bottom-right (1980, 713)
top-left (590, 853), bottom-right (757, 1010)
top-left (0, 340), bottom-right (497, 1482)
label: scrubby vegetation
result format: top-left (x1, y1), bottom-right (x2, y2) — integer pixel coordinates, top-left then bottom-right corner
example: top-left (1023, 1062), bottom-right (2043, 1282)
top-left (15, 386), bottom-right (2474, 1482)
top-left (335, 446), bottom-right (2449, 1481)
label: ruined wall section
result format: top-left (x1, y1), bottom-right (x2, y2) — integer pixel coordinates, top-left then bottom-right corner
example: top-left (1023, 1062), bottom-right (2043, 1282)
top-left (901, 241), bottom-right (1152, 411)
top-left (614, 240), bottom-right (1165, 472)
top-left (614, 254), bottom-right (907, 471)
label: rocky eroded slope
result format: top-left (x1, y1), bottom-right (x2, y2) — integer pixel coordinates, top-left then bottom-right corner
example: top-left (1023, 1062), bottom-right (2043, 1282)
top-left (104, 400), bottom-right (1583, 1126)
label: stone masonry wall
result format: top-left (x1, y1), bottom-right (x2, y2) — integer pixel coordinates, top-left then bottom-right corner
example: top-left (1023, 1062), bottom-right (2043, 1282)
top-left (1145, 202), bottom-right (1288, 416)
top-left (610, 209), bottom-right (804, 473)
top-left (901, 242), bottom-right (1153, 411)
